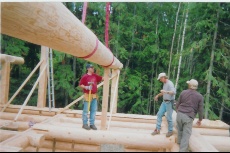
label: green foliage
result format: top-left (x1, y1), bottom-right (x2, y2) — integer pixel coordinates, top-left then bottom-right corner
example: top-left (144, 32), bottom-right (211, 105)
top-left (3, 2), bottom-right (230, 124)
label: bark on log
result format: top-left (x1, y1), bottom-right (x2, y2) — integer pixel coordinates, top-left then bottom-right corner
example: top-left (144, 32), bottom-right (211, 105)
top-left (1, 2), bottom-right (123, 69)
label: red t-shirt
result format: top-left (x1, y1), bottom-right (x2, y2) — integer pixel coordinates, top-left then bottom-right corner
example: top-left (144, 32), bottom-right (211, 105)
top-left (79, 73), bottom-right (103, 94)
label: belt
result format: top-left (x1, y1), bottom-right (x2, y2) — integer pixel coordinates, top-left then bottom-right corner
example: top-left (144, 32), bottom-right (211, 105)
top-left (84, 93), bottom-right (98, 102)
top-left (164, 99), bottom-right (173, 102)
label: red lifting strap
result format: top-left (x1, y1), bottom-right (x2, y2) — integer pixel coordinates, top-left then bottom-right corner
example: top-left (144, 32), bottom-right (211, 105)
top-left (78, 38), bottom-right (99, 59)
top-left (103, 49), bottom-right (114, 68)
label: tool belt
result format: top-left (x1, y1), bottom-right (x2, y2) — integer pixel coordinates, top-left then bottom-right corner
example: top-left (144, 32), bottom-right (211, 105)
top-left (84, 93), bottom-right (98, 102)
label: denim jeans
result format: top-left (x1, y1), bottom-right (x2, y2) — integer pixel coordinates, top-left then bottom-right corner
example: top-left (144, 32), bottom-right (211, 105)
top-left (82, 98), bottom-right (97, 125)
top-left (156, 101), bottom-right (173, 132)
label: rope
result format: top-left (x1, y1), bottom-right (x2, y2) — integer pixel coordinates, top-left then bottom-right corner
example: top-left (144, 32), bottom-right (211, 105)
top-left (81, 2), bottom-right (88, 24)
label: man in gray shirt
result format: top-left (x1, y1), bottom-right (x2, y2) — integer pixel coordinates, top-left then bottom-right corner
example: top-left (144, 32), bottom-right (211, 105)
top-left (152, 72), bottom-right (176, 137)
top-left (176, 79), bottom-right (204, 152)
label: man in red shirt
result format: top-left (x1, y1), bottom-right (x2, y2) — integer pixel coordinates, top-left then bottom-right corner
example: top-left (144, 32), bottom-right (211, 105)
top-left (79, 63), bottom-right (103, 130)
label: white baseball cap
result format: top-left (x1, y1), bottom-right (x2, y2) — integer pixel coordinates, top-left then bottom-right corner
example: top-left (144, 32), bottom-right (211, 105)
top-left (157, 72), bottom-right (167, 80)
top-left (186, 79), bottom-right (198, 89)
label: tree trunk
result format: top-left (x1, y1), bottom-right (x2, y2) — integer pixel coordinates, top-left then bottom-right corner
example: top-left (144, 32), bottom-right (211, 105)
top-left (122, 5), bottom-right (136, 81)
top-left (168, 2), bottom-right (181, 79)
top-left (219, 73), bottom-right (228, 120)
top-left (149, 15), bottom-right (159, 115)
top-left (175, 4), bottom-right (189, 90)
top-left (205, 3), bottom-right (220, 119)
top-left (173, 5), bottom-right (184, 80)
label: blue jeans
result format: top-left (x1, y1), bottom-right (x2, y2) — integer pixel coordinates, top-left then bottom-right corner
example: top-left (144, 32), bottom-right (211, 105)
top-left (82, 98), bottom-right (97, 125)
top-left (156, 101), bottom-right (173, 132)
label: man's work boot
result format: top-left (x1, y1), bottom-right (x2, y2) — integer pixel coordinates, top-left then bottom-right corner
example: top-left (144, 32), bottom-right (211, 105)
top-left (82, 124), bottom-right (90, 130)
top-left (166, 132), bottom-right (173, 137)
top-left (90, 125), bottom-right (97, 130)
top-left (151, 129), bottom-right (160, 136)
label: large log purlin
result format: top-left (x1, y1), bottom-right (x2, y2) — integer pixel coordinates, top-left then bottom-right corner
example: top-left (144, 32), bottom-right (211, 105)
top-left (1, 2), bottom-right (123, 69)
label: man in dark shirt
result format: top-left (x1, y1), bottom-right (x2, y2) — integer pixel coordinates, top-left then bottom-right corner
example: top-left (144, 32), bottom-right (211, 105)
top-left (176, 79), bottom-right (204, 152)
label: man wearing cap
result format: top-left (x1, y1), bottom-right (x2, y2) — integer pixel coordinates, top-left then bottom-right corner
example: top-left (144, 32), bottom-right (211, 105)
top-left (176, 79), bottom-right (204, 152)
top-left (152, 72), bottom-right (176, 137)
top-left (79, 63), bottom-right (103, 130)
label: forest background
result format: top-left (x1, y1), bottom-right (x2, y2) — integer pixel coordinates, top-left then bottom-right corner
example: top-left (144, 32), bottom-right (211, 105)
top-left (1, 2), bottom-right (230, 125)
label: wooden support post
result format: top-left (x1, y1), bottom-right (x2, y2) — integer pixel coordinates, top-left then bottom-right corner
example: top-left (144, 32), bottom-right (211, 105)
top-left (0, 54), bottom-right (24, 105)
top-left (0, 62), bottom-right (10, 105)
top-left (101, 68), bottom-right (110, 130)
top-left (37, 46), bottom-right (48, 108)
top-left (110, 69), bottom-right (119, 114)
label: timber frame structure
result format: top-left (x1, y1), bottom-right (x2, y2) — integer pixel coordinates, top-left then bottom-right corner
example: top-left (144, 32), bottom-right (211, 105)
top-left (0, 2), bottom-right (229, 152)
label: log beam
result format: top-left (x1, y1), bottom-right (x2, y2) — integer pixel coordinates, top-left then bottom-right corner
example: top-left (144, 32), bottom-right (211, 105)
top-left (32, 123), bottom-right (175, 150)
top-left (1, 2), bottom-right (123, 69)
top-left (189, 131), bottom-right (218, 152)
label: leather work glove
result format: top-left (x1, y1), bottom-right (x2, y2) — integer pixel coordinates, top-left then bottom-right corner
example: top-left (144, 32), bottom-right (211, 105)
top-left (84, 85), bottom-right (92, 90)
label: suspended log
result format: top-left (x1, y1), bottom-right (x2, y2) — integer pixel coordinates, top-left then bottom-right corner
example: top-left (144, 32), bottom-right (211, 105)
top-left (1, 2), bottom-right (123, 69)
top-left (189, 131), bottom-right (218, 152)
top-left (203, 135), bottom-right (230, 152)
top-left (32, 123), bottom-right (175, 150)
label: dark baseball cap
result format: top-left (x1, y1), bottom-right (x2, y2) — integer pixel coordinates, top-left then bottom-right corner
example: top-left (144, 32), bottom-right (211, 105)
top-left (86, 64), bottom-right (94, 69)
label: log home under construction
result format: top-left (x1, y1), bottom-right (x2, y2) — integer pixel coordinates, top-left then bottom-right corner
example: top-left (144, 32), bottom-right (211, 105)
top-left (0, 2), bottom-right (229, 152)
